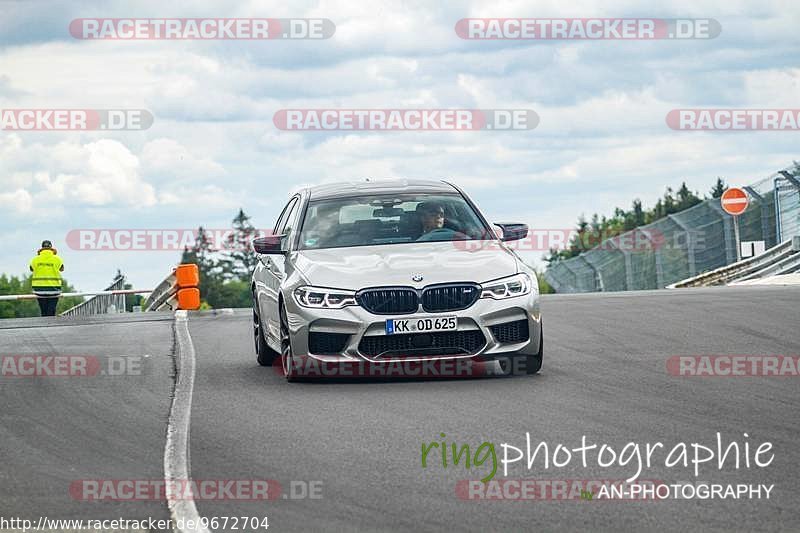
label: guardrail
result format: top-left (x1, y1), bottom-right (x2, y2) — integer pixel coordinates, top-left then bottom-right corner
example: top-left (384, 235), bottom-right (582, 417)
top-left (0, 264), bottom-right (201, 316)
top-left (0, 274), bottom-right (154, 315)
top-left (61, 274), bottom-right (126, 316)
top-left (667, 236), bottom-right (800, 288)
top-left (733, 240), bottom-right (800, 281)
top-left (142, 264), bottom-right (201, 312)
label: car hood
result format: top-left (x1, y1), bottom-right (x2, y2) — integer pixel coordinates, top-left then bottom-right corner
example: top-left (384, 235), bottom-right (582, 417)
top-left (291, 240), bottom-right (519, 290)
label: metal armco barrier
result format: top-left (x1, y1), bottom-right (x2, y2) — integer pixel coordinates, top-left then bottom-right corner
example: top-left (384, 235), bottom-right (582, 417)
top-left (143, 264), bottom-right (201, 312)
top-left (668, 236), bottom-right (800, 287)
top-left (60, 274), bottom-right (127, 316)
top-left (0, 265), bottom-right (200, 315)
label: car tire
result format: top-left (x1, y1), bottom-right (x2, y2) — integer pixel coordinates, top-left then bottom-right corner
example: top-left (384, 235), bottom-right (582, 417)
top-left (504, 322), bottom-right (542, 376)
top-left (254, 296), bottom-right (278, 367)
top-left (279, 304), bottom-right (299, 382)
top-left (525, 323), bottom-right (543, 375)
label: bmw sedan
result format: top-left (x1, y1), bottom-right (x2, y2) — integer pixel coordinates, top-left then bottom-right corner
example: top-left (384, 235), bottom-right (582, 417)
top-left (251, 179), bottom-right (542, 381)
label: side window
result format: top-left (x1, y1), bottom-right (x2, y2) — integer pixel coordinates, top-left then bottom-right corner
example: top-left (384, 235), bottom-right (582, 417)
top-left (273, 197), bottom-right (297, 235)
top-left (277, 197), bottom-right (300, 235)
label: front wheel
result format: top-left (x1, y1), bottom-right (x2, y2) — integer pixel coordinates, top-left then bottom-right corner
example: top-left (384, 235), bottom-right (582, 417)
top-left (525, 324), bottom-right (543, 375)
top-left (506, 323), bottom-right (542, 376)
top-left (279, 304), bottom-right (299, 382)
top-left (254, 296), bottom-right (278, 366)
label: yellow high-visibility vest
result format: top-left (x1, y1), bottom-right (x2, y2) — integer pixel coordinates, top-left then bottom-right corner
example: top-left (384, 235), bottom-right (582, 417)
top-left (30, 249), bottom-right (63, 288)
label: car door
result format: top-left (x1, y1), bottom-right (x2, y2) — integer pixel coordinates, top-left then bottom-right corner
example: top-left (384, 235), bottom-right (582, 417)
top-left (255, 196), bottom-right (293, 344)
top-left (262, 195), bottom-right (301, 341)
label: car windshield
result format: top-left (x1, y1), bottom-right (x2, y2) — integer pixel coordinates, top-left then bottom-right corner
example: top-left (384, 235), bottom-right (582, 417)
top-left (297, 193), bottom-right (493, 250)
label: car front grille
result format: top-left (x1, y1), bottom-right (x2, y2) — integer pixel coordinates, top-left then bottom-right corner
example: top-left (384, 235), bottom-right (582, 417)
top-left (489, 319), bottom-right (529, 344)
top-left (358, 330), bottom-right (486, 358)
top-left (357, 283), bottom-right (481, 315)
top-left (421, 284), bottom-right (480, 312)
top-left (356, 288), bottom-right (419, 315)
top-left (309, 332), bottom-right (350, 355)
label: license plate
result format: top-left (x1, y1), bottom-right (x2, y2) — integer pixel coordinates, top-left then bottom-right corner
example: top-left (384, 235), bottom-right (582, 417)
top-left (386, 316), bottom-right (457, 334)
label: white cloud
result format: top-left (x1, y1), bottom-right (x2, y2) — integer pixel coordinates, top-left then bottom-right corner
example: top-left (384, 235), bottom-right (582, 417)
top-left (0, 189), bottom-right (33, 213)
top-left (141, 138), bottom-right (227, 181)
top-left (4, 139), bottom-right (157, 207)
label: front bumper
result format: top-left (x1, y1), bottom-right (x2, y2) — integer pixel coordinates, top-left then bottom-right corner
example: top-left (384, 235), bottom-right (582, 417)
top-left (282, 290), bottom-right (541, 364)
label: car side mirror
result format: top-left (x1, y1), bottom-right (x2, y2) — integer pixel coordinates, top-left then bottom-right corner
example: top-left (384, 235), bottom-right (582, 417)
top-left (252, 235), bottom-right (287, 254)
top-left (495, 223), bottom-right (528, 242)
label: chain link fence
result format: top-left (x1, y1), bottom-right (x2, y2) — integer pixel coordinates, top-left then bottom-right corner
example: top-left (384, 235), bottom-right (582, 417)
top-left (544, 163), bottom-right (800, 292)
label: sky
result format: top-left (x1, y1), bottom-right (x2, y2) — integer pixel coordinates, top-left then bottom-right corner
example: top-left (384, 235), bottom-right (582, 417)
top-left (1, 0), bottom-right (798, 291)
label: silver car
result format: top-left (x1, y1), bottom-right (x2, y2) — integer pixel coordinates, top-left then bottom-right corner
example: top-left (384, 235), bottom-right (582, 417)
top-left (251, 179), bottom-right (542, 381)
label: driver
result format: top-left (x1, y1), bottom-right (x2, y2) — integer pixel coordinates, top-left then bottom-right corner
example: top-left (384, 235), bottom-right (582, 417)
top-left (419, 201), bottom-right (445, 230)
top-left (416, 201), bottom-right (450, 240)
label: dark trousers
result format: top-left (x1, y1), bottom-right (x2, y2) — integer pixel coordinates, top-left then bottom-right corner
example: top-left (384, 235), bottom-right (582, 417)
top-left (36, 296), bottom-right (59, 316)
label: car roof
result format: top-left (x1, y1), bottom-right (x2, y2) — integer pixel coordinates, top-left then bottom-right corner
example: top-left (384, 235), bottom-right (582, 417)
top-left (306, 179), bottom-right (457, 200)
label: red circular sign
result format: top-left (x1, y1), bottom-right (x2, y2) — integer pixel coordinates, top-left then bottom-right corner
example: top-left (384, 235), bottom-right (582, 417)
top-left (720, 187), bottom-right (749, 216)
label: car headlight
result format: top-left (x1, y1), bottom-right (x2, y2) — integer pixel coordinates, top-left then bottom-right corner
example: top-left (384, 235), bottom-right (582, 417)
top-left (480, 273), bottom-right (531, 299)
top-left (293, 286), bottom-right (357, 309)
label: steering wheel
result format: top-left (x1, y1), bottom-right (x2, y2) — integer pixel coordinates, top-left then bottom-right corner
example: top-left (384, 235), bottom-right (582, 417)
top-left (417, 227), bottom-right (458, 241)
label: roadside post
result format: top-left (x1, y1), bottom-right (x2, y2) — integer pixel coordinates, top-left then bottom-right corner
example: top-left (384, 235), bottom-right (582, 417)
top-left (720, 187), bottom-right (750, 262)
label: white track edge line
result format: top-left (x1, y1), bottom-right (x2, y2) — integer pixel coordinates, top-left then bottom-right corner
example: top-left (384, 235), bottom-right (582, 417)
top-left (164, 310), bottom-right (211, 533)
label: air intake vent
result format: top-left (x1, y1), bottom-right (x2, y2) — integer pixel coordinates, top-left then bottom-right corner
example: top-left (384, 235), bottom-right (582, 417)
top-left (489, 319), bottom-right (529, 344)
top-left (359, 330), bottom-right (486, 358)
top-left (309, 332), bottom-right (350, 355)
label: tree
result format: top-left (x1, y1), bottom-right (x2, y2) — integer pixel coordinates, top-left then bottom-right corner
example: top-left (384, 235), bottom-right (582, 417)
top-left (662, 187), bottom-right (676, 215)
top-left (533, 269), bottom-right (554, 294)
top-left (124, 281), bottom-right (144, 312)
top-left (709, 177), bottom-right (726, 198)
top-left (544, 177), bottom-right (721, 266)
top-left (676, 182), bottom-right (702, 211)
top-left (220, 208), bottom-right (259, 281)
top-left (179, 215), bottom-right (259, 309)
top-left (0, 274), bottom-right (83, 318)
